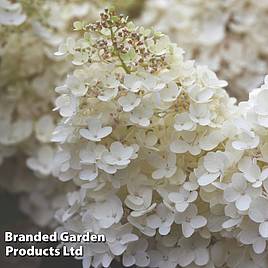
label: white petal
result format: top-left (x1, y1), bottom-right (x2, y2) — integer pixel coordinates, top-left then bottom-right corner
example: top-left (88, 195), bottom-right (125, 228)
top-left (79, 168), bottom-right (98, 181)
top-left (211, 242), bottom-right (226, 267)
top-left (123, 254), bottom-right (135, 267)
top-left (97, 126), bottom-right (112, 139)
top-left (224, 187), bottom-right (239, 202)
top-left (194, 248), bottom-right (209, 266)
top-left (222, 218), bottom-right (241, 229)
top-left (253, 238), bottom-right (266, 254)
top-left (232, 173), bottom-right (247, 192)
top-left (126, 195), bottom-right (144, 206)
top-left (204, 152), bottom-right (227, 172)
top-left (249, 198), bottom-right (268, 223)
top-left (258, 115), bottom-right (268, 127)
top-left (121, 233), bottom-right (138, 244)
top-left (259, 222), bottom-right (268, 238)
top-left (135, 251), bottom-right (150, 267)
top-left (147, 215), bottom-right (161, 229)
top-left (182, 222), bottom-right (194, 238)
top-left (198, 172), bottom-right (220, 186)
top-left (175, 202), bottom-right (189, 212)
top-left (159, 225), bottom-right (171, 235)
top-left (79, 129), bottom-right (98, 141)
top-left (190, 216), bottom-right (207, 229)
top-left (235, 195), bottom-right (251, 211)
top-left (152, 168), bottom-right (166, 180)
top-left (82, 257), bottom-right (91, 268)
top-left (178, 249), bottom-right (195, 267)
top-left (168, 192), bottom-right (184, 203)
top-left (102, 253), bottom-right (113, 267)
top-left (261, 168), bottom-right (268, 180)
top-left (170, 140), bottom-right (189, 153)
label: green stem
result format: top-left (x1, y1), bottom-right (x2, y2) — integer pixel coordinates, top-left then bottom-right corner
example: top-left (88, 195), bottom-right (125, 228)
top-left (110, 27), bottom-right (131, 74)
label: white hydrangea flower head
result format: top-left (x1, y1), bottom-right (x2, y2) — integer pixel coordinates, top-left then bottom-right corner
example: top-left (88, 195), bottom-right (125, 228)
top-left (50, 10), bottom-right (268, 268)
top-left (137, 0), bottom-right (268, 100)
top-left (3, 3), bottom-right (268, 268)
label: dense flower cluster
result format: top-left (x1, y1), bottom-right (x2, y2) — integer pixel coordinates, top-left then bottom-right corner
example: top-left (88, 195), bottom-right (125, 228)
top-left (51, 10), bottom-right (268, 268)
top-left (0, 0), bottom-right (144, 240)
top-left (0, 0), bottom-right (140, 231)
top-left (1, 2), bottom-right (268, 268)
top-left (138, 0), bottom-right (268, 100)
top-left (0, 0), bottom-right (104, 174)
top-left (0, 0), bottom-right (103, 229)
